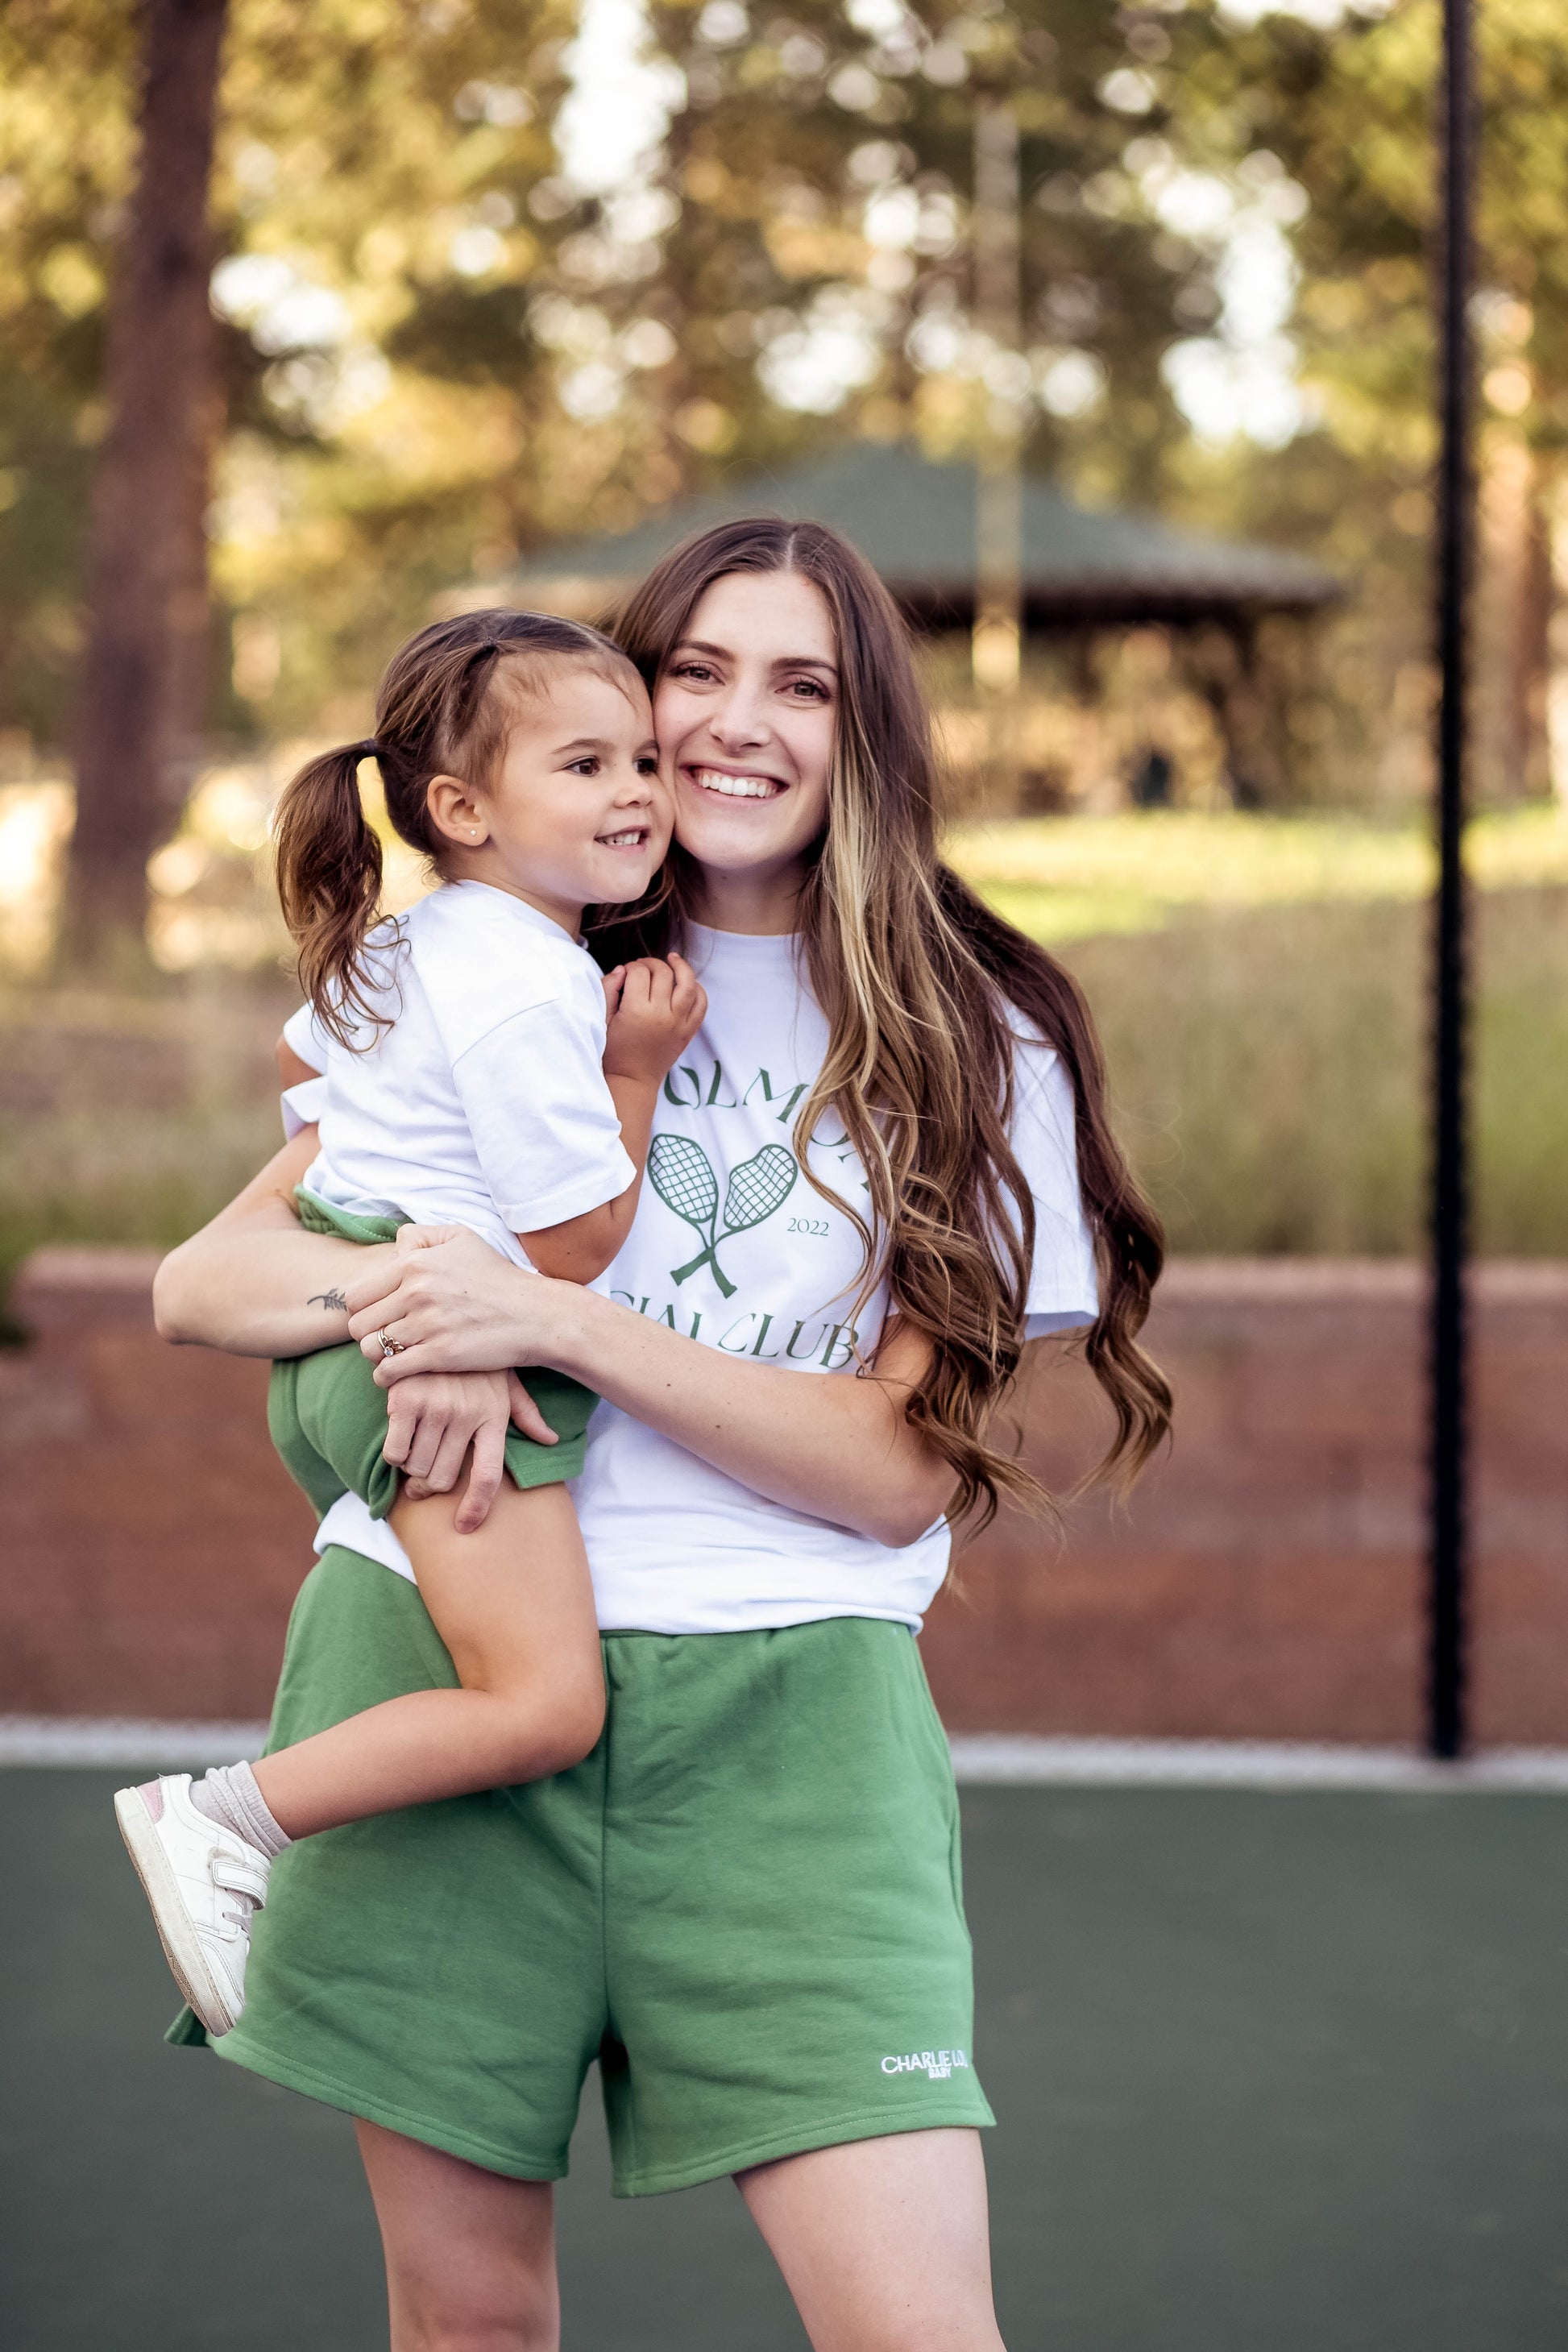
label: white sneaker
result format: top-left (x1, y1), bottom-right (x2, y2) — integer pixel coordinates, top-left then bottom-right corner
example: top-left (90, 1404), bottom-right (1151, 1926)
top-left (114, 1774), bottom-right (272, 2037)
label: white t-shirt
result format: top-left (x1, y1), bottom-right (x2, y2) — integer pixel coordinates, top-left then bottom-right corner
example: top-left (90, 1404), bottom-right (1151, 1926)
top-left (298, 924), bottom-right (1100, 1633)
top-left (284, 881), bottom-right (635, 1268)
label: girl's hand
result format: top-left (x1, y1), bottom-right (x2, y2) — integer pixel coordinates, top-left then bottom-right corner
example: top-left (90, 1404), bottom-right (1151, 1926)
top-left (385, 1368), bottom-right (555, 1533)
top-left (345, 1223), bottom-right (564, 1380)
top-left (601, 952), bottom-right (707, 1084)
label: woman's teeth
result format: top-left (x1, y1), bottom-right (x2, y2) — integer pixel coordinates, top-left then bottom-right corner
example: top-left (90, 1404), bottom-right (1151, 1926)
top-left (691, 768), bottom-right (782, 799)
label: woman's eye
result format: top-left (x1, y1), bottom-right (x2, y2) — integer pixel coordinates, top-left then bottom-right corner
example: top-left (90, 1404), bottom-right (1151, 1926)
top-left (786, 678), bottom-right (828, 701)
top-left (672, 661), bottom-right (716, 684)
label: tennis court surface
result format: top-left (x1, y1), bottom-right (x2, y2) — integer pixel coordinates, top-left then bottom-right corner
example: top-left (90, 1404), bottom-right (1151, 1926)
top-left (4, 1769), bottom-right (1566, 2350)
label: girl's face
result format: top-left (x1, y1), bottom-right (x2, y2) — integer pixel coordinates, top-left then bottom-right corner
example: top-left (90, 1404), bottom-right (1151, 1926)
top-left (653, 570), bottom-right (837, 919)
top-left (427, 664), bottom-right (668, 934)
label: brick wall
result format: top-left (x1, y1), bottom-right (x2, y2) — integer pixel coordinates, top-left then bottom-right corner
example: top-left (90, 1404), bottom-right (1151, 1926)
top-left (3, 1248), bottom-right (1566, 1741)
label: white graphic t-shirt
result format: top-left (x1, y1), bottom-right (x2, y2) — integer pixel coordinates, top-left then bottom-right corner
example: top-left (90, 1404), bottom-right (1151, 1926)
top-left (301, 923), bottom-right (1100, 1632)
top-left (284, 881), bottom-right (634, 1267)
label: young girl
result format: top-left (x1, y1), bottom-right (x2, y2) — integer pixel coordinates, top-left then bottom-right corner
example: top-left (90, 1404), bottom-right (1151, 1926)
top-left (115, 608), bottom-right (704, 2038)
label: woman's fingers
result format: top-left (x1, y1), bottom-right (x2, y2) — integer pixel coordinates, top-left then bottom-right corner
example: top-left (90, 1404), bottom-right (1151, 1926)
top-left (395, 1220), bottom-right (465, 1254)
top-left (508, 1371), bottom-right (559, 1446)
top-left (423, 1412), bottom-right (479, 1499)
top-left (344, 1228), bottom-right (549, 1374)
top-left (345, 1224), bottom-right (471, 1321)
top-left (454, 1421), bottom-right (508, 1533)
top-left (398, 1400), bottom-right (450, 1484)
top-left (382, 1380), bottom-right (423, 1471)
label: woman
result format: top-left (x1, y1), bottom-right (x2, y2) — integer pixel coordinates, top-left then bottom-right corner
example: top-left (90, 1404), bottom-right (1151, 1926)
top-left (156, 518), bottom-right (1168, 2351)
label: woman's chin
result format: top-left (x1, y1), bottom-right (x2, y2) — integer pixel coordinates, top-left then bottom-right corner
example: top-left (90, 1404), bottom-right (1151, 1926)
top-left (674, 806), bottom-right (808, 876)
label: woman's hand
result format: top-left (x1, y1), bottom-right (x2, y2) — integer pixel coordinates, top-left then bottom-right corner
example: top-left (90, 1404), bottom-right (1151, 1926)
top-left (346, 1223), bottom-right (566, 1381)
top-left (385, 1367), bottom-right (557, 1533)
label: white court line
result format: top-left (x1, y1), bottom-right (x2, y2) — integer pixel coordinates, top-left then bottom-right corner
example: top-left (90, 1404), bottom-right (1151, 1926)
top-left (5, 1718), bottom-right (1568, 1790)
top-left (0, 1719), bottom-right (269, 1766)
top-left (948, 1736), bottom-right (1568, 1792)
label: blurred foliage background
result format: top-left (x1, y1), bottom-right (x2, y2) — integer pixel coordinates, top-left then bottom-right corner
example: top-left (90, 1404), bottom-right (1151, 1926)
top-left (1, 0), bottom-right (1565, 1276)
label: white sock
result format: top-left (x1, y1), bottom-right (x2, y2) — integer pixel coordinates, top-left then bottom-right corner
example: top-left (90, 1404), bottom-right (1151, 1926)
top-left (186, 1761), bottom-right (292, 1860)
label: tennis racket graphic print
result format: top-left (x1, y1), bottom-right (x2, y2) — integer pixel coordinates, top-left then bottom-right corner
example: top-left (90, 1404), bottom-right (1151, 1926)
top-left (647, 1132), bottom-right (798, 1296)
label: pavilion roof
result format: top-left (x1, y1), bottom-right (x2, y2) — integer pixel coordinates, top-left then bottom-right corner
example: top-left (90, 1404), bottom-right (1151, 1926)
top-left (486, 442), bottom-right (1341, 628)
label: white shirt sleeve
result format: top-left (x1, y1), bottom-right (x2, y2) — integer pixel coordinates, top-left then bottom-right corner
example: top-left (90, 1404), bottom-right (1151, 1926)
top-left (451, 1000), bottom-right (636, 1234)
top-left (280, 1003), bottom-right (329, 1139)
top-left (1008, 1029), bottom-right (1100, 1338)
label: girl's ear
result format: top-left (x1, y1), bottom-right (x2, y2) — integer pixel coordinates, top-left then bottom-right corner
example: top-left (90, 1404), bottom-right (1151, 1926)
top-left (426, 772), bottom-right (490, 848)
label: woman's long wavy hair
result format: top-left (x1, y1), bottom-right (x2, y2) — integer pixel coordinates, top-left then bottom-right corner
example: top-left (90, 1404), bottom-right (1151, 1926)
top-left (594, 518), bottom-right (1171, 1531)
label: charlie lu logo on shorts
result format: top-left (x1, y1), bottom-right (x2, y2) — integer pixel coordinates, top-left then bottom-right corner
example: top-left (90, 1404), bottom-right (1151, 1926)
top-left (881, 2047), bottom-right (971, 2081)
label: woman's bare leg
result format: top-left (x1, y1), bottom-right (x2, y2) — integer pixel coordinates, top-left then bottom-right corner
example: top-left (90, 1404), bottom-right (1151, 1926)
top-left (737, 2128), bottom-right (1006, 2352)
top-left (355, 2118), bottom-right (561, 2352)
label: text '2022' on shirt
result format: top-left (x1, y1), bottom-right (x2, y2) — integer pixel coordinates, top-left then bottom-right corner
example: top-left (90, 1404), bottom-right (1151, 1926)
top-left (290, 923), bottom-right (1100, 1636)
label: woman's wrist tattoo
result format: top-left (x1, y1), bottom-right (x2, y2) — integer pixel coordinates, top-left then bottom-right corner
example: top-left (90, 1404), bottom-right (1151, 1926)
top-left (308, 1288), bottom-right (349, 1312)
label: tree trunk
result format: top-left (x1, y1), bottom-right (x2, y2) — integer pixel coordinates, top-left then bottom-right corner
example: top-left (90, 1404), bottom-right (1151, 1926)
top-left (64, 0), bottom-right (227, 969)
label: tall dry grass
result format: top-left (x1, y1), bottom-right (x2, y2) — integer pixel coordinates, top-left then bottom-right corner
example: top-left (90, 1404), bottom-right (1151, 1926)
top-left (1068, 885), bottom-right (1568, 1256)
top-left (2, 883), bottom-right (1563, 1324)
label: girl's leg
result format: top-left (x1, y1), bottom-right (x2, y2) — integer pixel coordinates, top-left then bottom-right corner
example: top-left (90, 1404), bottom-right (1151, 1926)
top-left (252, 1481), bottom-right (604, 1838)
top-left (736, 2129), bottom-right (1007, 2352)
top-left (355, 2118), bottom-right (561, 2352)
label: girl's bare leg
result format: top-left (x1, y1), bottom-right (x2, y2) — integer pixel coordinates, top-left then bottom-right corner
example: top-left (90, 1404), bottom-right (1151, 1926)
top-left (737, 2129), bottom-right (1007, 2352)
top-left (355, 2118), bottom-right (560, 2352)
top-left (252, 1482), bottom-right (604, 1838)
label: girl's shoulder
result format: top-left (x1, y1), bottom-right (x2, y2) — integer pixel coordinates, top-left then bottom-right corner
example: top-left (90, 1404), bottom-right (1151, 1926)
top-left (402, 883), bottom-right (597, 1029)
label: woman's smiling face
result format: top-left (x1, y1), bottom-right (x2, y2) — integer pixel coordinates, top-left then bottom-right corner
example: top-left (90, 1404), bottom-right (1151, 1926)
top-left (653, 568), bottom-right (837, 918)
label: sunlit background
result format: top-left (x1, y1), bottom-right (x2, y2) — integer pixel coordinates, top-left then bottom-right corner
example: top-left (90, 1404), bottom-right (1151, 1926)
top-left (5, 0), bottom-right (1568, 1291)
top-left (7, 8), bottom-right (1568, 2346)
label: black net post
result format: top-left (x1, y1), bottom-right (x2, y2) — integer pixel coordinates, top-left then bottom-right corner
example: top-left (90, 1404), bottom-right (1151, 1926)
top-left (1429, 0), bottom-right (1475, 1761)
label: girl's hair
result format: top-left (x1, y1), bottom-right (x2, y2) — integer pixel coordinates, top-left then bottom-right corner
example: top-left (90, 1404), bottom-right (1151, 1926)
top-left (273, 608), bottom-right (640, 1045)
top-left (595, 517), bottom-right (1171, 1526)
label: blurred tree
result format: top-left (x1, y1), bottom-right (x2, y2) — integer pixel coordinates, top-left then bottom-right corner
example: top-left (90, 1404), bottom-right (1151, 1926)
top-left (67, 0), bottom-right (229, 963)
top-left (1167, 0), bottom-right (1568, 803)
top-left (629, 0), bottom-right (1240, 505)
top-left (8, 0), bottom-right (1568, 826)
top-left (0, 2), bottom-right (139, 751)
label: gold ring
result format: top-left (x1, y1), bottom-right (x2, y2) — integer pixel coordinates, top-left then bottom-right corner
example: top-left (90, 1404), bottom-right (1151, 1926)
top-left (376, 1327), bottom-right (404, 1359)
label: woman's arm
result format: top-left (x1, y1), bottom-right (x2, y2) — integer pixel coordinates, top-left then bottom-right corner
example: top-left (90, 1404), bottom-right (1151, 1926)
top-left (153, 1127), bottom-right (396, 1356)
top-left (154, 1130), bottom-right (559, 1524)
top-left (344, 1230), bottom-right (959, 1549)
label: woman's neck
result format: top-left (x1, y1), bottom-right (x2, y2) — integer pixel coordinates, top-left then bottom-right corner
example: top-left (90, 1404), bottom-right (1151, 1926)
top-left (687, 861), bottom-right (806, 937)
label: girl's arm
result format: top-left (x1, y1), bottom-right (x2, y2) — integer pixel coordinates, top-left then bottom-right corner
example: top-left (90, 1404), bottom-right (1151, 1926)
top-left (345, 1229), bottom-right (960, 1549)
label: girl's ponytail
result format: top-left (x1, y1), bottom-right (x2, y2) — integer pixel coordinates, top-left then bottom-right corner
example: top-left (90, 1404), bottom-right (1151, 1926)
top-left (272, 740), bottom-right (385, 1047)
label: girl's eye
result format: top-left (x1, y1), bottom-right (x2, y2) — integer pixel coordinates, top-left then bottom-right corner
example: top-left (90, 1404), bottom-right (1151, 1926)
top-left (635, 755), bottom-right (659, 774)
top-left (567, 756), bottom-right (601, 776)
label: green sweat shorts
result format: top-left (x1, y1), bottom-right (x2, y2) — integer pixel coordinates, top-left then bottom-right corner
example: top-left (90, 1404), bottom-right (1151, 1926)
top-left (170, 1548), bottom-right (993, 2193)
top-left (268, 1190), bottom-right (598, 1520)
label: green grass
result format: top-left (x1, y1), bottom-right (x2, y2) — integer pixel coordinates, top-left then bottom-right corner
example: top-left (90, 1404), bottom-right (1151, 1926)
top-left (3, 816), bottom-right (1566, 1285)
top-left (948, 804), bottom-right (1568, 943)
top-left (0, 978), bottom-right (290, 1309)
top-left (1064, 886), bottom-right (1568, 1256)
